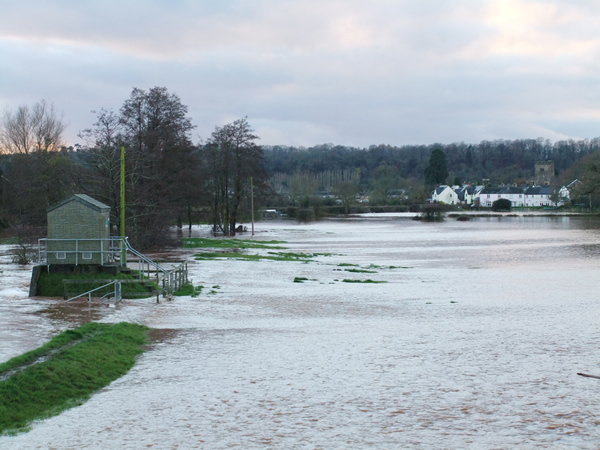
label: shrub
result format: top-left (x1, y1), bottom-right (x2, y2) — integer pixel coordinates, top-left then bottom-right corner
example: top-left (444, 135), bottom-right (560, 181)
top-left (491, 198), bottom-right (511, 211)
top-left (414, 204), bottom-right (448, 221)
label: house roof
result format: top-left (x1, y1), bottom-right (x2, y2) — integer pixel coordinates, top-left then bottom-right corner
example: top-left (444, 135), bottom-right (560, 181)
top-left (503, 186), bottom-right (523, 194)
top-left (479, 187), bottom-right (503, 194)
top-left (525, 186), bottom-right (552, 195)
top-left (47, 194), bottom-right (110, 213)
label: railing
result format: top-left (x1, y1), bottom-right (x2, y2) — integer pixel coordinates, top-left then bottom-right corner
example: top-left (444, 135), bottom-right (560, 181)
top-left (121, 238), bottom-right (188, 297)
top-left (123, 238), bottom-right (168, 279)
top-left (162, 263), bottom-right (188, 297)
top-left (41, 236), bottom-right (189, 302)
top-left (38, 237), bottom-right (126, 268)
top-left (64, 280), bottom-right (123, 304)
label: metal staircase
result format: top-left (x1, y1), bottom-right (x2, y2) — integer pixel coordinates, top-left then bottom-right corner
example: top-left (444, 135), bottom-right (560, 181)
top-left (122, 238), bottom-right (188, 298)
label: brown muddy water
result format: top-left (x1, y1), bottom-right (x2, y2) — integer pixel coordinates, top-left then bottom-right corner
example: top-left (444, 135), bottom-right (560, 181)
top-left (2, 214), bottom-right (600, 448)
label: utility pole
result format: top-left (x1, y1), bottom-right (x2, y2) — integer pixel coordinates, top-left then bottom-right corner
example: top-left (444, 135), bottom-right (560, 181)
top-left (121, 146), bottom-right (126, 263)
top-left (251, 177), bottom-right (255, 236)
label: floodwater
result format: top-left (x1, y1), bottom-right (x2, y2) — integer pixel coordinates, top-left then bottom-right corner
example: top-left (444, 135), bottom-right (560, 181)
top-left (2, 214), bottom-right (600, 448)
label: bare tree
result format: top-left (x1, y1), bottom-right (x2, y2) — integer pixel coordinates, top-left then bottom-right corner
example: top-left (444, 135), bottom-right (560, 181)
top-left (78, 88), bottom-right (199, 249)
top-left (333, 180), bottom-right (360, 214)
top-left (204, 117), bottom-right (266, 235)
top-left (77, 108), bottom-right (124, 230)
top-left (0, 99), bottom-right (66, 154)
top-left (287, 171), bottom-right (319, 207)
top-left (113, 87), bottom-right (197, 248)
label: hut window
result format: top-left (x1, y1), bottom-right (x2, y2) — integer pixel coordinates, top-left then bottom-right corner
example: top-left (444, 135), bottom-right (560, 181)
top-left (56, 252), bottom-right (66, 260)
top-left (81, 252), bottom-right (92, 260)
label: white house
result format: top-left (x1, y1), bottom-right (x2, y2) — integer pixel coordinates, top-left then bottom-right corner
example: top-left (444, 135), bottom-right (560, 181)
top-left (455, 185), bottom-right (483, 205)
top-left (476, 187), bottom-right (520, 207)
top-left (437, 183), bottom-right (568, 208)
top-left (431, 185), bottom-right (459, 205)
top-left (558, 179), bottom-right (583, 202)
top-left (499, 186), bottom-right (526, 207)
top-left (524, 186), bottom-right (554, 207)
top-left (478, 185), bottom-right (554, 208)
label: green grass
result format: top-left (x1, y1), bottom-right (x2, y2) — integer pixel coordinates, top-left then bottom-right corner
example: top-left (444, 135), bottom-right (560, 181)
top-left (0, 322), bottom-right (149, 435)
top-left (342, 279), bottom-right (388, 284)
top-left (173, 283), bottom-right (203, 297)
top-left (195, 251), bottom-right (316, 262)
top-left (37, 271), bottom-right (153, 298)
top-left (181, 237), bottom-right (286, 249)
top-left (271, 251), bottom-right (333, 258)
top-left (344, 268), bottom-right (378, 274)
top-left (0, 329), bottom-right (87, 375)
top-left (337, 263), bottom-right (412, 271)
top-left (294, 277), bottom-right (309, 283)
top-left (366, 264), bottom-right (413, 270)
top-left (207, 285), bottom-right (221, 295)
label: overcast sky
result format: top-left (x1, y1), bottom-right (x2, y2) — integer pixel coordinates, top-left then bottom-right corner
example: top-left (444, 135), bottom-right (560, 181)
top-left (1, 0), bottom-right (599, 148)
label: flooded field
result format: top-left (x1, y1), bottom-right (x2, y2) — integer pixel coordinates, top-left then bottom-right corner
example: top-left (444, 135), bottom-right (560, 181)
top-left (2, 214), bottom-right (600, 448)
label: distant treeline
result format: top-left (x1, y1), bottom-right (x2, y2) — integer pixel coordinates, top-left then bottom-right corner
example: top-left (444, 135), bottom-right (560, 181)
top-left (264, 138), bottom-right (600, 186)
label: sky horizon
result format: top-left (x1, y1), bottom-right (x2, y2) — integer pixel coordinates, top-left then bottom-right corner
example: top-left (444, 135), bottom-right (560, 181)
top-left (1, 1), bottom-right (600, 149)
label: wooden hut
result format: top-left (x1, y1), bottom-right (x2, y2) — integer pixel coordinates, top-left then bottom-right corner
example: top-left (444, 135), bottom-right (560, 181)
top-left (46, 194), bottom-right (111, 266)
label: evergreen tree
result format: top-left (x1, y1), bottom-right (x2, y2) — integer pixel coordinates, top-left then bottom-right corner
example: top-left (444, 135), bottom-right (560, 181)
top-left (424, 148), bottom-right (449, 185)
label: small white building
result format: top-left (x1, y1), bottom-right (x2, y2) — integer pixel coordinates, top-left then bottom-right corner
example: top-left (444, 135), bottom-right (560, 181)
top-left (477, 187), bottom-right (507, 208)
top-left (499, 186), bottom-right (525, 207)
top-left (455, 185), bottom-right (483, 205)
top-left (524, 186), bottom-right (554, 207)
top-left (558, 179), bottom-right (583, 202)
top-left (431, 185), bottom-right (459, 205)
top-left (477, 185), bottom-right (560, 208)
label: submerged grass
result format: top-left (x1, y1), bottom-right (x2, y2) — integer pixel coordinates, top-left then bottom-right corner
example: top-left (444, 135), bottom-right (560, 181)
top-left (367, 264), bottom-right (413, 270)
top-left (271, 251), bottom-right (333, 258)
top-left (182, 237), bottom-right (286, 249)
top-left (342, 279), bottom-right (388, 284)
top-left (195, 251), bottom-right (326, 262)
top-left (343, 268), bottom-right (378, 274)
top-left (173, 283), bottom-right (203, 297)
top-left (0, 322), bottom-right (149, 435)
top-left (336, 263), bottom-right (412, 271)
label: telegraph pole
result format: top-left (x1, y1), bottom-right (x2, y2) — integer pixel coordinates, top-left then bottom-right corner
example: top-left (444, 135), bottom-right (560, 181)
top-left (251, 177), bottom-right (255, 236)
top-left (121, 146), bottom-right (126, 262)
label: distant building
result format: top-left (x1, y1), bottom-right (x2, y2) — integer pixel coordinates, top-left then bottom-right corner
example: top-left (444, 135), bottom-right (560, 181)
top-left (474, 185), bottom-right (559, 208)
top-left (431, 185), bottom-right (459, 205)
top-left (534, 161), bottom-right (555, 185)
top-left (455, 185), bottom-right (483, 205)
top-left (478, 186), bottom-right (525, 208)
top-left (524, 186), bottom-right (554, 207)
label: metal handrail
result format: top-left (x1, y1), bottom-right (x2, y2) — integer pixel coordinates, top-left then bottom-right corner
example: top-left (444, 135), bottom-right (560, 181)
top-left (123, 238), bottom-right (168, 277)
top-left (38, 237), bottom-right (125, 266)
top-left (64, 280), bottom-right (122, 303)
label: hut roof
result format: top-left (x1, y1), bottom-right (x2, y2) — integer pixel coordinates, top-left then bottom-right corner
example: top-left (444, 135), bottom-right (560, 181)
top-left (47, 194), bottom-right (110, 213)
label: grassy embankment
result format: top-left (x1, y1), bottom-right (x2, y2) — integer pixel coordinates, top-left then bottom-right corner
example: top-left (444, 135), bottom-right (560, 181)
top-left (37, 271), bottom-right (155, 298)
top-left (0, 322), bottom-right (149, 435)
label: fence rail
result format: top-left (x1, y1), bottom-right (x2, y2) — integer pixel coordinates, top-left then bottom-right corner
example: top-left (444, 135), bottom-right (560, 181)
top-left (63, 280), bottom-right (123, 304)
top-left (43, 237), bottom-right (189, 302)
top-left (38, 237), bottom-right (125, 267)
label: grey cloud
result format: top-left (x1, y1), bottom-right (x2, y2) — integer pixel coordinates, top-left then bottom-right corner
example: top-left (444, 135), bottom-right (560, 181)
top-left (1, 0), bottom-right (600, 147)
